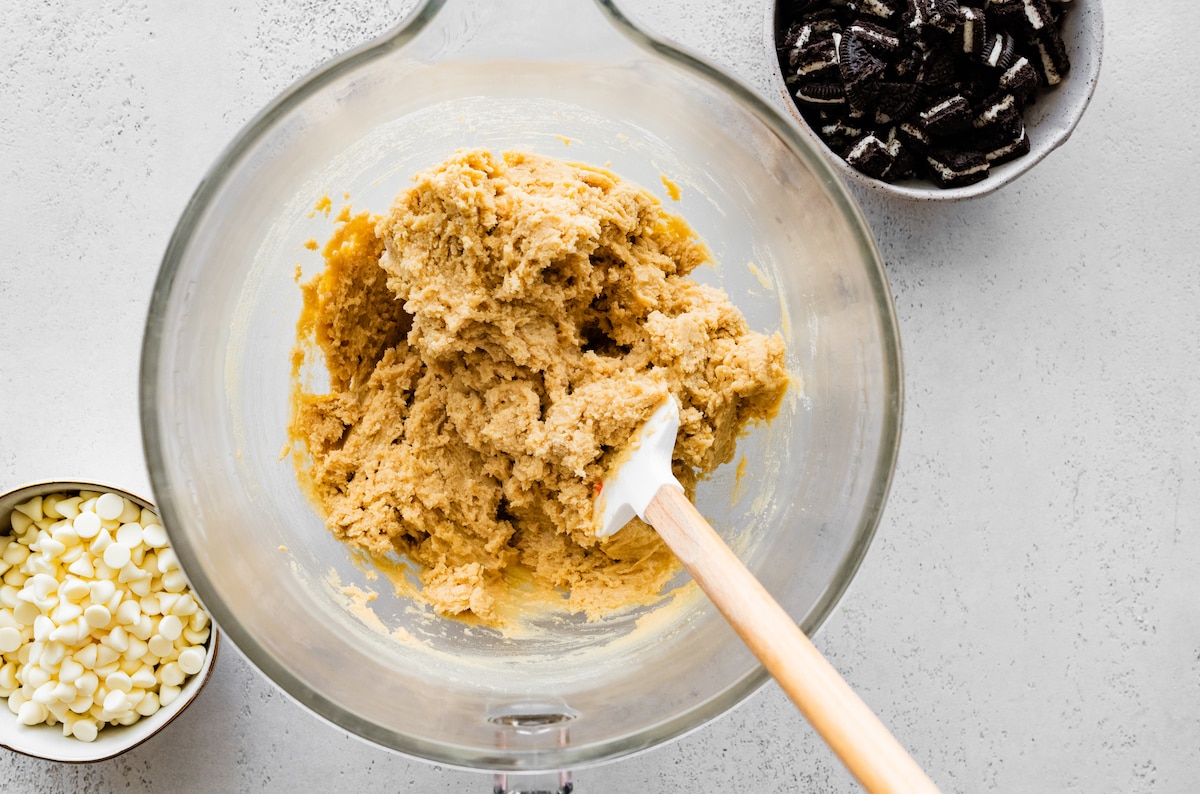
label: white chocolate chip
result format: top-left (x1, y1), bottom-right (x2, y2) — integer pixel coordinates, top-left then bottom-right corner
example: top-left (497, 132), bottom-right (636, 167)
top-left (130, 665), bottom-right (157, 690)
top-left (41, 640), bottom-right (68, 667)
top-left (25, 552), bottom-right (55, 577)
top-left (47, 699), bottom-right (70, 723)
top-left (124, 637), bottom-right (148, 662)
top-left (177, 647), bottom-right (206, 676)
top-left (39, 538), bottom-right (67, 558)
top-left (118, 500), bottom-right (142, 525)
top-left (171, 594), bottom-right (197, 617)
top-left (51, 523), bottom-right (80, 547)
top-left (102, 689), bottom-right (130, 716)
top-left (73, 645), bottom-right (97, 671)
top-left (117, 561), bottom-right (145, 585)
top-left (0, 627), bottom-right (20, 654)
top-left (2, 543), bottom-right (29, 566)
top-left (125, 687), bottom-right (147, 710)
top-left (41, 495), bottom-right (63, 520)
top-left (158, 661), bottom-right (184, 687)
top-left (59, 658), bottom-right (84, 682)
top-left (105, 626), bottom-right (130, 654)
top-left (87, 530), bottom-right (112, 556)
top-left (141, 524), bottom-right (168, 549)
top-left (158, 615), bottom-right (184, 642)
top-left (156, 549), bottom-right (179, 573)
top-left (158, 684), bottom-right (181, 707)
top-left (105, 671), bottom-right (133, 693)
top-left (68, 555), bottom-right (95, 578)
top-left (29, 573), bottom-right (57, 603)
top-left (148, 634), bottom-right (173, 658)
top-left (13, 498), bottom-right (43, 523)
top-left (72, 512), bottom-right (101, 541)
top-left (75, 671), bottom-right (98, 696)
top-left (155, 593), bottom-right (178, 615)
top-left (95, 494), bottom-right (125, 522)
top-left (134, 691), bottom-right (160, 717)
top-left (17, 699), bottom-right (47, 725)
top-left (115, 599), bottom-right (141, 626)
top-left (31, 681), bottom-right (58, 705)
top-left (48, 620), bottom-right (84, 646)
top-left (95, 644), bottom-right (120, 668)
top-left (13, 601), bottom-right (39, 627)
top-left (51, 601), bottom-right (83, 625)
top-left (115, 523), bottom-right (144, 549)
top-left (56, 497), bottom-right (83, 521)
top-left (32, 615), bottom-right (54, 642)
top-left (88, 579), bottom-right (116, 605)
top-left (161, 570), bottom-right (187, 593)
top-left (59, 578), bottom-right (89, 603)
top-left (130, 614), bottom-right (153, 642)
top-left (84, 604), bottom-right (112, 629)
top-left (25, 665), bottom-right (51, 689)
top-left (182, 627), bottom-right (210, 646)
top-left (103, 542), bottom-right (131, 570)
top-left (72, 718), bottom-right (98, 742)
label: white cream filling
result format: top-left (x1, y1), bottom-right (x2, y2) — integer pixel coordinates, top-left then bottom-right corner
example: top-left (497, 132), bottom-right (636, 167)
top-left (927, 156), bottom-right (989, 180)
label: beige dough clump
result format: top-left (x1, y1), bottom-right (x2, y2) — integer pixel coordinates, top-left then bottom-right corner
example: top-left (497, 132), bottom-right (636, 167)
top-left (290, 149), bottom-right (788, 626)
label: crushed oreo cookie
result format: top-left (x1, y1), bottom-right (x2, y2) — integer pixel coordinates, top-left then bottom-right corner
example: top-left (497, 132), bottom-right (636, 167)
top-left (776, 0), bottom-right (1073, 189)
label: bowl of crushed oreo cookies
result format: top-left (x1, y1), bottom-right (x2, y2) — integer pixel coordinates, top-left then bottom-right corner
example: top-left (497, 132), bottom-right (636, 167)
top-left (768, 0), bottom-right (1103, 199)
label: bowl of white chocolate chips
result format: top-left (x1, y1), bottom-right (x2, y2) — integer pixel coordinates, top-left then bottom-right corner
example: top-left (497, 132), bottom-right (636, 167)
top-left (0, 481), bottom-right (217, 762)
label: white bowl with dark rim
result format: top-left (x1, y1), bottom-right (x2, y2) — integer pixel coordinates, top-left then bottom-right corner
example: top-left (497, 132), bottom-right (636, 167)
top-left (765, 0), bottom-right (1104, 200)
top-left (0, 480), bottom-right (219, 763)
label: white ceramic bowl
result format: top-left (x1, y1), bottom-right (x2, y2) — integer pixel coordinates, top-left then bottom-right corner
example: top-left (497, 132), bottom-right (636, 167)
top-left (765, 0), bottom-right (1104, 200)
top-left (0, 481), bottom-right (219, 763)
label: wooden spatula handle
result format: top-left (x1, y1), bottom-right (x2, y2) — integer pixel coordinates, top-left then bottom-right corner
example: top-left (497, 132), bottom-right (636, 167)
top-left (645, 485), bottom-right (941, 794)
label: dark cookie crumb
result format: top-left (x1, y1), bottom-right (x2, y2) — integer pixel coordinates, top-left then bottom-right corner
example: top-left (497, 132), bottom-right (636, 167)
top-left (845, 133), bottom-right (896, 178)
top-left (925, 147), bottom-right (989, 188)
top-left (919, 94), bottom-right (972, 135)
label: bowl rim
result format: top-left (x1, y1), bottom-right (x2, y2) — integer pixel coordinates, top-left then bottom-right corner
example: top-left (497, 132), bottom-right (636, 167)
top-left (139, 0), bottom-right (904, 771)
top-left (0, 479), bottom-right (220, 763)
top-left (762, 0), bottom-right (1106, 201)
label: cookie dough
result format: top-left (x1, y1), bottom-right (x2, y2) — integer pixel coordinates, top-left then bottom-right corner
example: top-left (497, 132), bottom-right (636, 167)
top-left (290, 149), bottom-right (788, 626)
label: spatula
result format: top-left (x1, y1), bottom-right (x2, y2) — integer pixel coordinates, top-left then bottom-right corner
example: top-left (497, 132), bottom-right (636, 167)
top-left (595, 397), bottom-right (941, 794)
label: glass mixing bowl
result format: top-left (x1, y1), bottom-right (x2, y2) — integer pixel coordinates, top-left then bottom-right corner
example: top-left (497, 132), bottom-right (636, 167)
top-left (140, 0), bottom-right (902, 774)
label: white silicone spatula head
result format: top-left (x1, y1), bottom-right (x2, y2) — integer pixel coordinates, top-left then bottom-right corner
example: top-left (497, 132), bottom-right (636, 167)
top-left (594, 396), bottom-right (683, 538)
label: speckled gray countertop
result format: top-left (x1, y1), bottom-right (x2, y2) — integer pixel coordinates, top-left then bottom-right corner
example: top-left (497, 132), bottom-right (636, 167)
top-left (2, 1), bottom-right (1197, 791)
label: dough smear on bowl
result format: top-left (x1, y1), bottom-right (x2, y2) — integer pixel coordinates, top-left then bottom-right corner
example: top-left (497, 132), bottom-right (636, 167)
top-left (289, 149), bottom-right (788, 627)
